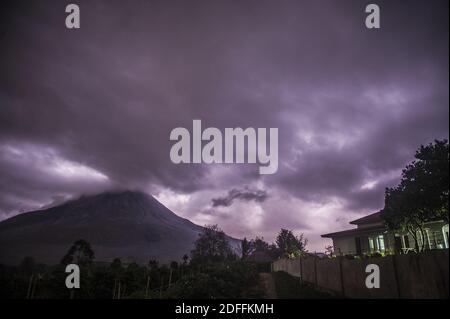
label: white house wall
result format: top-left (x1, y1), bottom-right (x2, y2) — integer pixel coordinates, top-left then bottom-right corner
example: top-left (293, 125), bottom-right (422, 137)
top-left (333, 237), bottom-right (356, 255)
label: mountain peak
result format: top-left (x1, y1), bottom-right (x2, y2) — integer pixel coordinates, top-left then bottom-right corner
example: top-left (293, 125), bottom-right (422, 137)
top-left (70, 189), bottom-right (155, 206)
top-left (0, 190), bottom-right (199, 264)
top-left (0, 190), bottom-right (241, 265)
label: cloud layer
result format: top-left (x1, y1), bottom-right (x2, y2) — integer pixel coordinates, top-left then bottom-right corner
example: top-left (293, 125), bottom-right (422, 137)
top-left (212, 188), bottom-right (268, 207)
top-left (0, 0), bottom-right (448, 250)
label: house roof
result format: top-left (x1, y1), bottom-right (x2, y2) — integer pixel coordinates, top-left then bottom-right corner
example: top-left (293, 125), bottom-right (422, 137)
top-left (349, 211), bottom-right (383, 225)
top-left (321, 225), bottom-right (387, 238)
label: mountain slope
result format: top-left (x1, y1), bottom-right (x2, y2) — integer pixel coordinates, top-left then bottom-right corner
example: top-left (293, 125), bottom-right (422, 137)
top-left (0, 191), bottom-right (240, 265)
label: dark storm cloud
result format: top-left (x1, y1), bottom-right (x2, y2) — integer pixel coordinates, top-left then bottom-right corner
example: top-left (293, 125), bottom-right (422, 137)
top-left (0, 0), bottom-right (448, 248)
top-left (212, 187), bottom-right (268, 207)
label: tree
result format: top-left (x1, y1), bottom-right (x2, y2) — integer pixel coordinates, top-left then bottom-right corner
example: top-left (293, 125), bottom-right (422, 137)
top-left (403, 139), bottom-right (449, 222)
top-left (61, 239), bottom-right (95, 266)
top-left (253, 237), bottom-right (270, 252)
top-left (148, 259), bottom-right (159, 270)
top-left (275, 229), bottom-right (308, 258)
top-left (241, 236), bottom-right (280, 260)
top-left (241, 237), bottom-right (252, 260)
top-left (382, 186), bottom-right (424, 251)
top-left (111, 258), bottom-right (123, 272)
top-left (381, 140), bottom-right (449, 252)
top-left (190, 225), bottom-right (235, 264)
top-left (19, 256), bottom-right (36, 275)
top-left (324, 245), bottom-right (334, 257)
top-left (182, 254), bottom-right (189, 265)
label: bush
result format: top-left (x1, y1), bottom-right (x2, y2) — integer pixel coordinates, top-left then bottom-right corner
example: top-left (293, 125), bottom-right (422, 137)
top-left (164, 262), bottom-right (263, 298)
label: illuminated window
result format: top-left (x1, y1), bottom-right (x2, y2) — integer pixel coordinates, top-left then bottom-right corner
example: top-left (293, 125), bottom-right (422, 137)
top-left (369, 237), bottom-right (375, 252)
top-left (378, 235), bottom-right (385, 251)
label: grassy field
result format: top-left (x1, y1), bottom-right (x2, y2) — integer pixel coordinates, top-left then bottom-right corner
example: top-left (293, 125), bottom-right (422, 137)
top-left (271, 271), bottom-right (334, 299)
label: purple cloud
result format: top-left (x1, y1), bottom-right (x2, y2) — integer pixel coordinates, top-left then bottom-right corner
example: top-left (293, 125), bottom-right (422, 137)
top-left (0, 0), bottom-right (448, 250)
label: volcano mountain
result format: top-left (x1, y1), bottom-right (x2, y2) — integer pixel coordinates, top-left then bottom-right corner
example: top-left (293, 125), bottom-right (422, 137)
top-left (0, 191), bottom-right (240, 265)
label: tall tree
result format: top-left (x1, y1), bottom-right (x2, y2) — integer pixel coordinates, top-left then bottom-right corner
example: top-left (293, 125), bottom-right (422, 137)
top-left (182, 254), bottom-right (189, 265)
top-left (253, 237), bottom-right (270, 252)
top-left (241, 237), bottom-right (252, 260)
top-left (241, 237), bottom-right (273, 259)
top-left (61, 239), bottom-right (95, 266)
top-left (190, 225), bottom-right (235, 264)
top-left (275, 229), bottom-right (308, 258)
top-left (381, 140), bottom-right (449, 251)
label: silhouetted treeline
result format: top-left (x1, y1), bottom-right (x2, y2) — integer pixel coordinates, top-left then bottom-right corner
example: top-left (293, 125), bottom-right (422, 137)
top-left (0, 227), bottom-right (265, 299)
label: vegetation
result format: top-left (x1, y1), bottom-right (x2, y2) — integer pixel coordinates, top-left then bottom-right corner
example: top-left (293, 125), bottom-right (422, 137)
top-left (0, 226), bottom-right (264, 299)
top-left (241, 236), bottom-right (279, 259)
top-left (275, 229), bottom-right (308, 258)
top-left (381, 140), bottom-right (449, 252)
top-left (272, 271), bottom-right (332, 299)
top-left (0, 223), bottom-right (310, 298)
top-left (61, 239), bottom-right (95, 267)
top-left (190, 225), bottom-right (236, 266)
top-left (165, 262), bottom-right (263, 298)
top-left (2, 139), bottom-right (447, 298)
top-left (241, 229), bottom-right (308, 260)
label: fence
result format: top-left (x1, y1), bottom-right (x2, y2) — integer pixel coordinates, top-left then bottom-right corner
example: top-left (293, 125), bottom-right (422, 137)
top-left (272, 249), bottom-right (449, 298)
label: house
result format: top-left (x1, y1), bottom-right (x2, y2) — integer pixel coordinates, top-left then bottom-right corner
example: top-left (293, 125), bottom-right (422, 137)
top-left (321, 211), bottom-right (449, 256)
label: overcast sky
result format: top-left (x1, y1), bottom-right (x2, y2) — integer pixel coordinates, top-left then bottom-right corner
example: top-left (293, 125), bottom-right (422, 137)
top-left (0, 0), bottom-right (448, 251)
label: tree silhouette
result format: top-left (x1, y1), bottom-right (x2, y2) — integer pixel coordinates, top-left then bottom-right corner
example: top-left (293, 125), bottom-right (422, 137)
top-left (381, 139), bottom-right (449, 251)
top-left (241, 237), bottom-right (252, 259)
top-left (61, 239), bottom-right (95, 267)
top-left (148, 259), bottom-right (159, 270)
top-left (190, 225), bottom-right (235, 264)
top-left (182, 254), bottom-right (189, 265)
top-left (275, 229), bottom-right (308, 258)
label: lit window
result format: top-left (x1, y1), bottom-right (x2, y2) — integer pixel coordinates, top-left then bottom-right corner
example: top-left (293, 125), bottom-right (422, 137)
top-left (369, 238), bottom-right (374, 252)
top-left (378, 235), bottom-right (385, 251)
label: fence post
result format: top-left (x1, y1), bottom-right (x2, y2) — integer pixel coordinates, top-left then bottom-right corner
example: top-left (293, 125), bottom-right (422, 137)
top-left (299, 257), bottom-right (303, 283)
top-left (338, 257), bottom-right (345, 298)
top-left (26, 274), bottom-right (34, 299)
top-left (314, 256), bottom-right (318, 287)
top-left (145, 275), bottom-right (150, 299)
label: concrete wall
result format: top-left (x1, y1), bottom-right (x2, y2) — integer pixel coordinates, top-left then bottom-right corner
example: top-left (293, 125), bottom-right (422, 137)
top-left (341, 255), bottom-right (399, 298)
top-left (395, 250), bottom-right (449, 298)
top-left (316, 257), bottom-right (342, 293)
top-left (272, 249), bottom-right (449, 299)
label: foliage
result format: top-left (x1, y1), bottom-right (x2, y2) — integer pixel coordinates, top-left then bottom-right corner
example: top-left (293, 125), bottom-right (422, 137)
top-left (241, 237), bottom-right (252, 259)
top-left (182, 254), bottom-right (189, 265)
top-left (272, 271), bottom-right (332, 299)
top-left (370, 252), bottom-right (383, 258)
top-left (61, 239), bottom-right (95, 267)
top-left (0, 227), bottom-right (309, 299)
top-left (381, 140), bottom-right (449, 251)
top-left (190, 225), bottom-right (236, 265)
top-left (241, 236), bottom-right (279, 260)
top-left (275, 229), bottom-right (308, 258)
top-left (324, 245), bottom-right (334, 257)
top-left (164, 262), bottom-right (263, 299)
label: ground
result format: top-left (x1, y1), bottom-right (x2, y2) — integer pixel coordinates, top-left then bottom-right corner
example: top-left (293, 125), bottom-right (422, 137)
top-left (259, 273), bottom-right (277, 299)
top-left (263, 271), bottom-right (334, 299)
